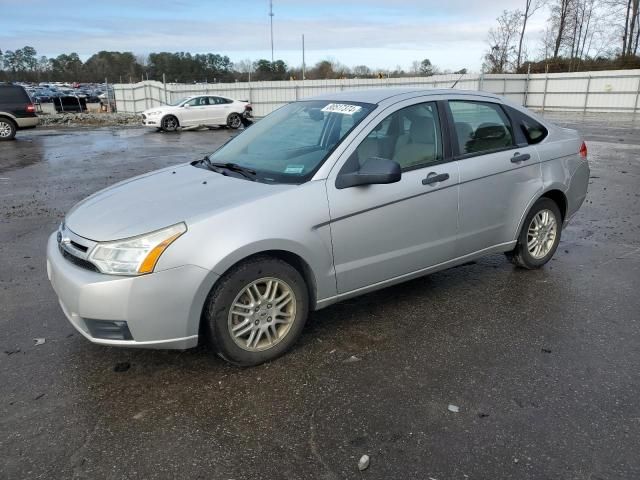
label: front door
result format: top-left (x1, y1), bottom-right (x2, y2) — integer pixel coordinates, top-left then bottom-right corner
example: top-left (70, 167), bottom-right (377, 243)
top-left (326, 100), bottom-right (460, 294)
top-left (181, 96), bottom-right (209, 126)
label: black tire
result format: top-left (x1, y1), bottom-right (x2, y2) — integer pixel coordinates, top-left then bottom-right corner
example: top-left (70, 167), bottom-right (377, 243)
top-left (226, 112), bottom-right (242, 129)
top-left (161, 115), bottom-right (179, 132)
top-left (0, 117), bottom-right (17, 141)
top-left (204, 255), bottom-right (309, 366)
top-left (506, 197), bottom-right (562, 269)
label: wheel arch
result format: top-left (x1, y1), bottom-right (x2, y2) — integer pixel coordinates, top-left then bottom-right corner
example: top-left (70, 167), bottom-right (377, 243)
top-left (513, 187), bottom-right (569, 242)
top-left (540, 189), bottom-right (568, 222)
top-left (0, 114), bottom-right (17, 125)
top-left (202, 247), bottom-right (320, 315)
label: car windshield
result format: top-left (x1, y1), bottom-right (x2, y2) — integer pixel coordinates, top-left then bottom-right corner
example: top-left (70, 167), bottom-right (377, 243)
top-left (170, 97), bottom-right (189, 106)
top-left (206, 100), bottom-right (375, 184)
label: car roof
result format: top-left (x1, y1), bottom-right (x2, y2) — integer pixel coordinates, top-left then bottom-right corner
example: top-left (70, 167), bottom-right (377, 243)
top-left (306, 88), bottom-right (501, 105)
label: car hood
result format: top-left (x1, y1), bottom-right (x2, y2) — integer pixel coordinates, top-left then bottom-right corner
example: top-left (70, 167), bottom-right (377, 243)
top-left (65, 163), bottom-right (293, 241)
top-left (142, 105), bottom-right (179, 115)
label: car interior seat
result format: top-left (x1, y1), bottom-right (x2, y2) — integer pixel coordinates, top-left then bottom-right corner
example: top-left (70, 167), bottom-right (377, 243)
top-left (465, 122), bottom-right (512, 153)
top-left (392, 116), bottom-right (436, 169)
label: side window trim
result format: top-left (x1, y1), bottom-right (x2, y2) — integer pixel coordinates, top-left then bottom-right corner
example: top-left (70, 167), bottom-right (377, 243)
top-left (445, 99), bottom-right (521, 160)
top-left (502, 105), bottom-right (529, 145)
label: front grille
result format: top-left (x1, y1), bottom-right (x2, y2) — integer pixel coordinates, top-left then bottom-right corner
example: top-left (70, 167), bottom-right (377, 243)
top-left (141, 113), bottom-right (146, 120)
top-left (60, 247), bottom-right (99, 272)
top-left (70, 240), bottom-right (88, 252)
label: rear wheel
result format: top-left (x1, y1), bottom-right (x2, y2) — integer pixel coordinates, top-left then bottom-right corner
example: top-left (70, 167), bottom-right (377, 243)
top-left (204, 256), bottom-right (309, 366)
top-left (506, 197), bottom-right (562, 269)
top-left (0, 118), bottom-right (17, 141)
top-left (227, 112), bottom-right (242, 129)
top-left (161, 115), bottom-right (179, 132)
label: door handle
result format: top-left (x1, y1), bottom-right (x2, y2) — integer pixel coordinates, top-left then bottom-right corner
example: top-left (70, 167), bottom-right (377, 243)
top-left (510, 152), bottom-right (531, 163)
top-left (422, 172), bottom-right (450, 185)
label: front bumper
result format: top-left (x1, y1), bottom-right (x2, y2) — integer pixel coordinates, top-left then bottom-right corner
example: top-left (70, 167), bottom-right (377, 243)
top-left (46, 233), bottom-right (216, 349)
top-left (141, 113), bottom-right (161, 127)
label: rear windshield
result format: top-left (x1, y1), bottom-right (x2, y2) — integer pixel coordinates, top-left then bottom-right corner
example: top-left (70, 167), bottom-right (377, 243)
top-left (0, 85), bottom-right (30, 104)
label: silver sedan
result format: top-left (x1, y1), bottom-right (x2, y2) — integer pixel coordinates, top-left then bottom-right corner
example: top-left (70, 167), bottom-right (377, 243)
top-left (46, 88), bottom-right (590, 365)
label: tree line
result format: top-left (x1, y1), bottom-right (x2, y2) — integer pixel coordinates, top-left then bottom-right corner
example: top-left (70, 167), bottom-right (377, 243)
top-left (483, 0), bottom-right (640, 73)
top-left (0, 46), bottom-right (464, 84)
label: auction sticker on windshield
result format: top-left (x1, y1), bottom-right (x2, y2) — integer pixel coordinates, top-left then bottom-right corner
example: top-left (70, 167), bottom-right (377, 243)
top-left (321, 103), bottom-right (362, 115)
top-left (284, 165), bottom-right (305, 174)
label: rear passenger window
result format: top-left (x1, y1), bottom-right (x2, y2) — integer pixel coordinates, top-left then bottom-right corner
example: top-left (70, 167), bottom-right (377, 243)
top-left (504, 106), bottom-right (548, 145)
top-left (349, 102), bottom-right (443, 172)
top-left (449, 101), bottom-right (514, 156)
top-left (0, 86), bottom-right (30, 104)
top-left (521, 119), bottom-right (547, 144)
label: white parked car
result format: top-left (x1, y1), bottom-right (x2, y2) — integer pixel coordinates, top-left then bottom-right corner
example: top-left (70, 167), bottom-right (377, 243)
top-left (141, 95), bottom-right (252, 131)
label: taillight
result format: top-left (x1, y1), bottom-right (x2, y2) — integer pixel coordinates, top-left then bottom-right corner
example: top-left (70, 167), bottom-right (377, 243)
top-left (26, 103), bottom-right (35, 113)
top-left (579, 141), bottom-right (587, 159)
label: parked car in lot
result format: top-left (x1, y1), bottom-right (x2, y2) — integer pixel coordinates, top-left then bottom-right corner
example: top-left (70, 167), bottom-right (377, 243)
top-left (0, 83), bottom-right (38, 140)
top-left (47, 88), bottom-right (589, 365)
top-left (141, 95), bottom-right (252, 131)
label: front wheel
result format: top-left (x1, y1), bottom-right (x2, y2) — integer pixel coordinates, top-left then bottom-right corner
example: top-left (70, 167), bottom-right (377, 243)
top-left (506, 197), bottom-right (562, 269)
top-left (161, 115), bottom-right (179, 132)
top-left (0, 118), bottom-right (17, 141)
top-left (204, 256), bottom-right (309, 366)
top-left (226, 112), bottom-right (242, 129)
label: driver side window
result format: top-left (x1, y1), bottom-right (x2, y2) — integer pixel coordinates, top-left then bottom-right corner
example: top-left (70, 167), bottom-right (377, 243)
top-left (186, 97), bottom-right (208, 107)
top-left (350, 102), bottom-right (443, 172)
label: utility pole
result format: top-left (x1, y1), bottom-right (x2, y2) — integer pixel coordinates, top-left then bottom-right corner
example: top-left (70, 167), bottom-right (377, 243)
top-left (302, 34), bottom-right (306, 80)
top-left (269, 0), bottom-right (275, 63)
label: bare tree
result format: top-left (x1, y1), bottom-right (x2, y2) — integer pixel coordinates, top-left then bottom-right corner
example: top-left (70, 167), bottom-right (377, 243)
top-left (549, 0), bottom-right (573, 57)
top-left (234, 59), bottom-right (254, 81)
top-left (483, 10), bottom-right (523, 73)
top-left (517, 0), bottom-right (546, 69)
top-left (625, 0), bottom-right (639, 55)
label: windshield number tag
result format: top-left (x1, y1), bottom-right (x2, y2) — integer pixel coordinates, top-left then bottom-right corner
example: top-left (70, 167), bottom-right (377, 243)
top-left (284, 165), bottom-right (305, 174)
top-left (321, 103), bottom-right (362, 115)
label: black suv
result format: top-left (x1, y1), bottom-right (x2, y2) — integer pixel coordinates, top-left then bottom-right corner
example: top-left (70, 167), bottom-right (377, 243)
top-left (0, 84), bottom-right (38, 140)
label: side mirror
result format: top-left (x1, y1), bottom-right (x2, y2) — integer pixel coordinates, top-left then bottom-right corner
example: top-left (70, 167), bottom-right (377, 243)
top-left (336, 157), bottom-right (401, 189)
top-left (183, 104), bottom-right (190, 108)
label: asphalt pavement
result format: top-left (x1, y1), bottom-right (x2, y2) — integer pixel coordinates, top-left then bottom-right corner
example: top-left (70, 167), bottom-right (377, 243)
top-left (1, 114), bottom-right (639, 479)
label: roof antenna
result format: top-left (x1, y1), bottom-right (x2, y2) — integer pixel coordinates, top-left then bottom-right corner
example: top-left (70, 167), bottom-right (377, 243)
top-left (450, 72), bottom-right (465, 89)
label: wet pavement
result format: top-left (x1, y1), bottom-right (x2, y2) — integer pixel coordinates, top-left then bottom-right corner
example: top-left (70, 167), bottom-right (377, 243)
top-left (1, 115), bottom-right (639, 479)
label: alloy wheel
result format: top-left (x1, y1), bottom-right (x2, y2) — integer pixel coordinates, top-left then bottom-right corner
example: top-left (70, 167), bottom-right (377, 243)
top-left (0, 121), bottom-right (12, 138)
top-left (227, 277), bottom-right (296, 352)
top-left (229, 114), bottom-right (241, 128)
top-left (527, 209), bottom-right (557, 259)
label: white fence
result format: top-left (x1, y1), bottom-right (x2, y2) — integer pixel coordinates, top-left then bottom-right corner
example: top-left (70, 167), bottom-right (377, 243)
top-left (113, 69), bottom-right (640, 116)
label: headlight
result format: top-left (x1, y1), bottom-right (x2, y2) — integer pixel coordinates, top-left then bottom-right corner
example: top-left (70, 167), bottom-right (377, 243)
top-left (88, 223), bottom-right (186, 276)
top-left (147, 110), bottom-right (163, 116)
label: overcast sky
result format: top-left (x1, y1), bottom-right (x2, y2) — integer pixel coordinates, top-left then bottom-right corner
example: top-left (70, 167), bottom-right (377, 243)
top-left (0, 0), bottom-right (549, 71)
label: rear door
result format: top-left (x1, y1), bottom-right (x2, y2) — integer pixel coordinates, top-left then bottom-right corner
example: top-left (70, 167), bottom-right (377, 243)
top-left (447, 99), bottom-right (542, 257)
top-left (207, 96), bottom-right (230, 124)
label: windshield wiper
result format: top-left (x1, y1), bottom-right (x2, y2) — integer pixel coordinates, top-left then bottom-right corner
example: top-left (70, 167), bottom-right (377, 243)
top-left (199, 156), bottom-right (228, 176)
top-left (206, 159), bottom-right (257, 180)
